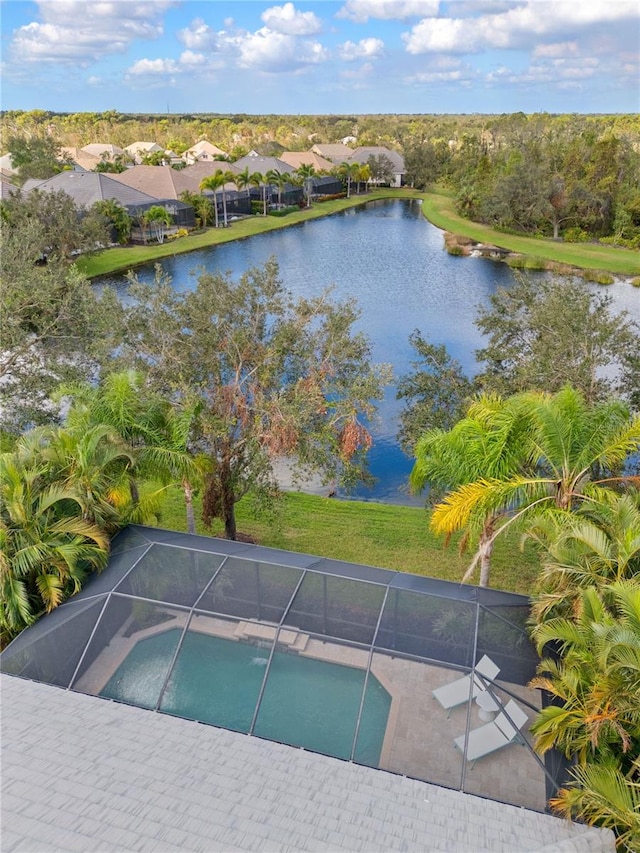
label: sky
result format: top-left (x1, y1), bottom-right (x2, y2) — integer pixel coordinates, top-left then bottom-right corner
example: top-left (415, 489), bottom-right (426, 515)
top-left (1, 0), bottom-right (639, 115)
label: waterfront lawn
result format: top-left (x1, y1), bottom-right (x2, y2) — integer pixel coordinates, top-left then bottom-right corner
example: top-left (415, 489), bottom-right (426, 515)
top-left (421, 191), bottom-right (640, 276)
top-left (155, 486), bottom-right (540, 596)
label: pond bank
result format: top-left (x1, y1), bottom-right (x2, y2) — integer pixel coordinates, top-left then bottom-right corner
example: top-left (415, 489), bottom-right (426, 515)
top-left (79, 188), bottom-right (640, 280)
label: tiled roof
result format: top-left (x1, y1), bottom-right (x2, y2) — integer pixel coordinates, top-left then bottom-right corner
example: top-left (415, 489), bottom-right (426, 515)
top-left (347, 147), bottom-right (406, 172)
top-left (232, 154), bottom-right (294, 175)
top-left (108, 165), bottom-right (201, 200)
top-left (1, 675), bottom-right (615, 853)
top-left (311, 143), bottom-right (354, 160)
top-left (81, 143), bottom-right (124, 160)
top-left (279, 152), bottom-right (335, 172)
top-left (21, 170), bottom-right (158, 208)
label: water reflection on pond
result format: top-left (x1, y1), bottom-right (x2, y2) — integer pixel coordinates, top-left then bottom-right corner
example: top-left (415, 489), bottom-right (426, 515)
top-left (102, 199), bottom-right (638, 504)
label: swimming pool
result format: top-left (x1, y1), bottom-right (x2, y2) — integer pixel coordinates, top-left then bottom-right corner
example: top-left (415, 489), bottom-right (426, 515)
top-left (101, 628), bottom-right (392, 764)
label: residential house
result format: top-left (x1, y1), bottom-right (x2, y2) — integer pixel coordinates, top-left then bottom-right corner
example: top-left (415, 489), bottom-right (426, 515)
top-left (346, 146), bottom-right (406, 187)
top-left (181, 161), bottom-right (241, 184)
top-left (59, 147), bottom-right (101, 172)
top-left (80, 143), bottom-right (125, 162)
top-left (123, 141), bottom-right (164, 164)
top-left (310, 142), bottom-right (354, 161)
top-left (0, 153), bottom-right (17, 175)
top-left (279, 151), bottom-right (334, 173)
top-left (108, 165), bottom-right (201, 200)
top-left (183, 140), bottom-right (229, 164)
top-left (232, 152), bottom-right (294, 177)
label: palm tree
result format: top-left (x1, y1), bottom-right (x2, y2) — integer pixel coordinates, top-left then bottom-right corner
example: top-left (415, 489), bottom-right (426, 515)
top-left (526, 492), bottom-right (640, 622)
top-left (528, 581), bottom-right (640, 847)
top-left (417, 387), bottom-right (640, 587)
top-left (410, 393), bottom-right (531, 586)
top-left (199, 172), bottom-right (224, 227)
top-left (61, 371), bottom-right (203, 534)
top-left (93, 198), bottom-right (132, 244)
top-left (0, 452), bottom-right (108, 641)
top-left (201, 169), bottom-right (236, 227)
top-left (142, 205), bottom-right (172, 243)
top-left (266, 169), bottom-right (287, 208)
top-left (235, 166), bottom-right (252, 209)
top-left (356, 163), bottom-right (371, 193)
top-left (338, 161), bottom-right (360, 198)
top-left (296, 163), bottom-right (317, 208)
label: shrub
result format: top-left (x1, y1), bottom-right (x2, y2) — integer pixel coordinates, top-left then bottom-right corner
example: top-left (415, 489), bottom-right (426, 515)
top-left (166, 228), bottom-right (189, 241)
top-left (315, 193), bottom-right (346, 203)
top-left (507, 255), bottom-right (547, 270)
top-left (446, 245), bottom-right (464, 256)
top-left (563, 227), bottom-right (591, 243)
top-left (630, 277), bottom-right (640, 288)
top-left (582, 269), bottom-right (614, 285)
top-left (267, 206), bottom-right (299, 218)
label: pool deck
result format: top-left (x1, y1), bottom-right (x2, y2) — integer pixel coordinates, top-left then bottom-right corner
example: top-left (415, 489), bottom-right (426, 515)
top-left (74, 610), bottom-right (547, 813)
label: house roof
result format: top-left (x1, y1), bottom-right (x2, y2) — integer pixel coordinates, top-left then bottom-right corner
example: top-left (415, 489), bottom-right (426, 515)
top-left (21, 170), bottom-right (158, 208)
top-left (279, 151), bottom-right (334, 172)
top-left (60, 147), bottom-right (101, 171)
top-left (311, 142), bottom-right (354, 160)
top-left (181, 160), bottom-right (241, 182)
top-left (80, 143), bottom-right (124, 160)
top-left (123, 141), bottom-right (164, 156)
top-left (232, 153), bottom-right (293, 175)
top-left (184, 140), bottom-right (229, 160)
top-left (347, 146), bottom-right (406, 173)
top-left (0, 174), bottom-right (19, 200)
top-left (108, 165), bottom-right (201, 200)
top-left (1, 674), bottom-right (615, 853)
top-left (0, 152), bottom-right (17, 174)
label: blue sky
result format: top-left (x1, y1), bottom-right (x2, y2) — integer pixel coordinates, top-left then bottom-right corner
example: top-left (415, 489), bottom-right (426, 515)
top-left (1, 1), bottom-right (638, 114)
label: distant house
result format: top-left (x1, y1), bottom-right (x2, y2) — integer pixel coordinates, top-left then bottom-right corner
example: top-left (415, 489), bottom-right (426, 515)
top-left (80, 143), bottom-right (125, 162)
top-left (310, 142), bottom-right (353, 162)
top-left (108, 165), bottom-right (201, 200)
top-left (59, 147), bottom-right (101, 172)
top-left (279, 151), bottom-right (334, 173)
top-left (232, 153), bottom-right (293, 176)
top-left (183, 140), bottom-right (229, 165)
top-left (181, 161), bottom-right (241, 183)
top-left (0, 153), bottom-right (17, 175)
top-left (0, 173), bottom-right (19, 200)
top-left (346, 146), bottom-right (406, 187)
top-left (123, 141), bottom-right (164, 164)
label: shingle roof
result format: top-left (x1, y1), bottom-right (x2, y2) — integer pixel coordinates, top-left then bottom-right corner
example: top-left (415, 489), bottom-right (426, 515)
top-left (21, 170), bottom-right (158, 208)
top-left (1, 675), bottom-right (615, 853)
top-left (311, 143), bottom-right (354, 160)
top-left (232, 153), bottom-right (294, 175)
top-left (347, 147), bottom-right (406, 173)
top-left (108, 165), bottom-right (201, 199)
top-left (279, 151), bottom-right (334, 172)
top-left (81, 143), bottom-right (124, 160)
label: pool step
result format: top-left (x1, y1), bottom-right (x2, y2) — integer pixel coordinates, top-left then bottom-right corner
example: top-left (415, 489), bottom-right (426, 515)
top-left (234, 620), bottom-right (309, 652)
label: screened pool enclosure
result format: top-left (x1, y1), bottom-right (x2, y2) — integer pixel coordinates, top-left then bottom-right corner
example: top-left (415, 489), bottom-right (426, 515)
top-left (1, 525), bottom-right (564, 812)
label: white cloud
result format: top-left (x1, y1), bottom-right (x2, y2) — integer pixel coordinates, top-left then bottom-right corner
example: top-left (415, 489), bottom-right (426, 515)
top-left (177, 18), bottom-right (220, 51)
top-left (261, 3), bottom-right (322, 35)
top-left (237, 28), bottom-right (328, 72)
top-left (127, 57), bottom-right (180, 77)
top-left (179, 50), bottom-right (208, 67)
top-left (338, 38), bottom-right (385, 61)
top-left (8, 0), bottom-right (176, 65)
top-left (337, 0), bottom-right (439, 23)
top-left (340, 62), bottom-right (375, 80)
top-left (533, 41), bottom-right (578, 58)
top-left (402, 0), bottom-right (639, 54)
top-left (408, 69), bottom-right (464, 83)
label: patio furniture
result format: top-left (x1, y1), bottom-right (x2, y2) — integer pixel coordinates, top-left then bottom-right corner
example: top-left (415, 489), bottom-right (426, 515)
top-left (475, 689), bottom-right (503, 722)
top-left (432, 654), bottom-right (500, 716)
top-left (453, 699), bottom-right (530, 767)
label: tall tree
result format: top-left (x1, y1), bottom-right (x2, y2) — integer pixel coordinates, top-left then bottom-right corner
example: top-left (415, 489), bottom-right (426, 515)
top-left (117, 260), bottom-right (390, 540)
top-left (475, 275), bottom-right (640, 405)
top-left (422, 387), bottom-right (640, 586)
top-left (0, 199), bottom-right (118, 431)
top-left (295, 163), bottom-right (317, 208)
top-left (142, 205), bottom-right (172, 244)
top-left (6, 133), bottom-right (63, 182)
top-left (396, 330), bottom-right (474, 456)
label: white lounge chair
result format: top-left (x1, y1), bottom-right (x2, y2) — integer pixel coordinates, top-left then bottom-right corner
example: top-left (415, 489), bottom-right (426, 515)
top-left (453, 698), bottom-right (529, 766)
top-left (432, 654), bottom-right (500, 715)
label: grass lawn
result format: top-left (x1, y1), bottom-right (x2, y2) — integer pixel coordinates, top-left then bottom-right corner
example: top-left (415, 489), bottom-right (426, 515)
top-left (154, 486), bottom-right (541, 596)
top-left (78, 187), bottom-right (640, 279)
top-left (420, 191), bottom-right (640, 276)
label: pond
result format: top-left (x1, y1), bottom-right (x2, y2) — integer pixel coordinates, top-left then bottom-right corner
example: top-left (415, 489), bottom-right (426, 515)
top-left (101, 199), bottom-right (638, 505)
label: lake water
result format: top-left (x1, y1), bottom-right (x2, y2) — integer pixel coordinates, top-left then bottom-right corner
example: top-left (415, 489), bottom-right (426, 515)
top-left (102, 198), bottom-right (638, 504)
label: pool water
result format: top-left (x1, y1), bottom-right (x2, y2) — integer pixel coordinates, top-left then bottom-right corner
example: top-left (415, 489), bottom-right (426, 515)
top-left (101, 629), bottom-right (391, 764)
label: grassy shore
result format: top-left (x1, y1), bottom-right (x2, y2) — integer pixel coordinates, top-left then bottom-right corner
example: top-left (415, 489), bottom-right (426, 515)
top-left (155, 486), bottom-right (541, 596)
top-left (421, 191), bottom-right (640, 276)
top-left (78, 187), bottom-right (640, 279)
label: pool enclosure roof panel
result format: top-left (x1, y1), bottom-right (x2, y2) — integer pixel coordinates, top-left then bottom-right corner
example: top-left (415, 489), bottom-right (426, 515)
top-left (1, 524), bottom-right (557, 813)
